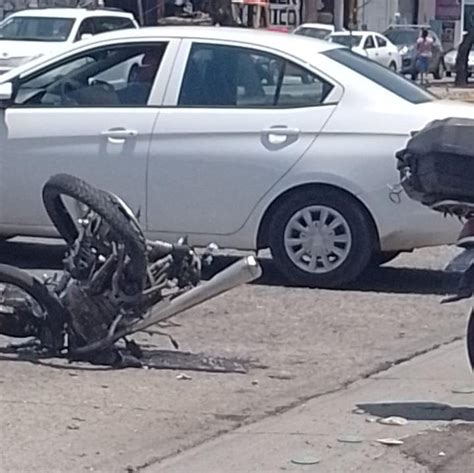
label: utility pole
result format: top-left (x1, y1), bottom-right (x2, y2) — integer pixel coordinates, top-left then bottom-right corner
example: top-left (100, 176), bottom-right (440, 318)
top-left (334, 0), bottom-right (344, 30)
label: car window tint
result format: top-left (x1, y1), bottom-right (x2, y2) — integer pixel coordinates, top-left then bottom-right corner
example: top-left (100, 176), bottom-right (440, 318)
top-left (324, 48), bottom-right (434, 104)
top-left (294, 27), bottom-right (330, 39)
top-left (364, 36), bottom-right (375, 49)
top-left (376, 36), bottom-right (387, 47)
top-left (14, 43), bottom-right (167, 107)
top-left (76, 18), bottom-right (95, 38)
top-left (178, 43), bottom-right (333, 108)
top-left (92, 16), bottom-right (136, 34)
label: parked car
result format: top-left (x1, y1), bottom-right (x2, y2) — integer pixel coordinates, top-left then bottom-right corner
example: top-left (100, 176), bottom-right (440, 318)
top-left (0, 7), bottom-right (138, 74)
top-left (328, 31), bottom-right (402, 71)
top-left (444, 46), bottom-right (474, 77)
top-left (383, 25), bottom-right (445, 79)
top-left (293, 23), bottom-right (338, 40)
top-left (0, 27), bottom-right (471, 287)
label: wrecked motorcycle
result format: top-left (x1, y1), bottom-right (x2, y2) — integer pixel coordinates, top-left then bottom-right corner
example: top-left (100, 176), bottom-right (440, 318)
top-left (396, 117), bottom-right (474, 370)
top-left (0, 174), bottom-right (262, 366)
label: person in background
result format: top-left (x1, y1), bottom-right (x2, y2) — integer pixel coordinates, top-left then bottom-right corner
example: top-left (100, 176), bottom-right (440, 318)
top-left (415, 29), bottom-right (433, 86)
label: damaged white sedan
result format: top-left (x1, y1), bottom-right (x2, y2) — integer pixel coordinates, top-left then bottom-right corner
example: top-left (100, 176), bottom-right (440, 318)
top-left (0, 27), bottom-right (472, 287)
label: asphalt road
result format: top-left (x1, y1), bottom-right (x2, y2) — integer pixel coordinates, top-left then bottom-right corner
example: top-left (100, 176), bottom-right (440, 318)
top-left (0, 239), bottom-right (472, 473)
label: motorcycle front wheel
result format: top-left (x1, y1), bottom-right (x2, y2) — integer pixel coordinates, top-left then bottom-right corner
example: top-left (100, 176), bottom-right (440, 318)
top-left (0, 264), bottom-right (64, 351)
top-left (42, 174), bottom-right (147, 291)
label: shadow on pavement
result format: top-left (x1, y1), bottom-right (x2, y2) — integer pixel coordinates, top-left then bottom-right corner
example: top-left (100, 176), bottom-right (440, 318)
top-left (206, 255), bottom-right (459, 296)
top-left (0, 240), bottom-right (460, 296)
top-left (357, 401), bottom-right (474, 422)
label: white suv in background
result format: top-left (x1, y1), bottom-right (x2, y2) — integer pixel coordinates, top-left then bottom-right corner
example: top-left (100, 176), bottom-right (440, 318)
top-left (0, 7), bottom-right (138, 74)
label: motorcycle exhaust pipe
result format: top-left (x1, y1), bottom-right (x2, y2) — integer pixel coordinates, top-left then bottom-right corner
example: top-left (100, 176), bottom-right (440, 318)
top-left (72, 256), bottom-right (262, 355)
top-left (132, 255), bottom-right (262, 332)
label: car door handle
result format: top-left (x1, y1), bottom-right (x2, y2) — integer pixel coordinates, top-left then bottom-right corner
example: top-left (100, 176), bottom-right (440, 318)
top-left (262, 126), bottom-right (300, 148)
top-left (101, 128), bottom-right (138, 142)
top-left (262, 126), bottom-right (300, 137)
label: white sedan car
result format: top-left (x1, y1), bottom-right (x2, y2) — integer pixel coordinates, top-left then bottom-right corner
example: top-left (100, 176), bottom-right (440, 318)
top-left (329, 31), bottom-right (402, 71)
top-left (0, 27), bottom-right (471, 287)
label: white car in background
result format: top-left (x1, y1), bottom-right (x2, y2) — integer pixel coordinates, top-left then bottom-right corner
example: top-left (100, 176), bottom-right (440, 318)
top-left (0, 7), bottom-right (138, 74)
top-left (445, 46), bottom-right (474, 77)
top-left (0, 27), bottom-right (472, 287)
top-left (329, 31), bottom-right (402, 71)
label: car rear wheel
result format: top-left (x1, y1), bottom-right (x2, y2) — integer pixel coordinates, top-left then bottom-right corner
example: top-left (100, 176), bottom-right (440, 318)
top-left (268, 189), bottom-right (376, 288)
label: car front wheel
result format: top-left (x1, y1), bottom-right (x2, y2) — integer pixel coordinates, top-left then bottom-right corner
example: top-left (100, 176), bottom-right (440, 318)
top-left (433, 60), bottom-right (445, 80)
top-left (268, 189), bottom-right (376, 288)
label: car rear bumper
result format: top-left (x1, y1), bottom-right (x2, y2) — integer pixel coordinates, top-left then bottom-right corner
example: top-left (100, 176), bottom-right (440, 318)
top-left (360, 185), bottom-right (461, 252)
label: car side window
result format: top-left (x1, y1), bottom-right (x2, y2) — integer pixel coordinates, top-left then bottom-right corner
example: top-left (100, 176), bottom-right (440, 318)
top-left (178, 43), bottom-right (333, 108)
top-left (376, 35), bottom-right (387, 48)
top-left (92, 17), bottom-right (136, 34)
top-left (364, 36), bottom-right (376, 49)
top-left (13, 43), bottom-right (167, 108)
top-left (76, 18), bottom-right (95, 40)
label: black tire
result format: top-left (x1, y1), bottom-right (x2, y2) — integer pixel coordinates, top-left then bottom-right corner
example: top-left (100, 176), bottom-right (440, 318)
top-left (446, 70), bottom-right (452, 78)
top-left (268, 189), bottom-right (377, 288)
top-left (467, 308), bottom-right (474, 370)
top-left (433, 60), bottom-right (444, 80)
top-left (0, 264), bottom-right (64, 349)
top-left (371, 251), bottom-right (401, 267)
top-left (42, 174), bottom-right (147, 288)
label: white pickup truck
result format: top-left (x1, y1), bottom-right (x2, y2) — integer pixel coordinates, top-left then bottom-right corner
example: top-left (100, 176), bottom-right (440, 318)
top-left (0, 7), bottom-right (138, 74)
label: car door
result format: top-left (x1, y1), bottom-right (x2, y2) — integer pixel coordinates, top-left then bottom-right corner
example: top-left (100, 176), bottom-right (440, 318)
top-left (0, 39), bottom-right (178, 231)
top-left (374, 34), bottom-right (391, 67)
top-left (430, 31), bottom-right (443, 71)
top-left (363, 35), bottom-right (380, 63)
top-left (146, 40), bottom-right (340, 238)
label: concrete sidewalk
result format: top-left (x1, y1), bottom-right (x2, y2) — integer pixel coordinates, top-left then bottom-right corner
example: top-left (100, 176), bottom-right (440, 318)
top-left (154, 341), bottom-right (474, 473)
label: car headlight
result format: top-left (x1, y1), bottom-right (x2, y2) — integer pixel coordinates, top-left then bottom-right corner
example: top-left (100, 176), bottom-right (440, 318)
top-left (399, 45), bottom-right (409, 55)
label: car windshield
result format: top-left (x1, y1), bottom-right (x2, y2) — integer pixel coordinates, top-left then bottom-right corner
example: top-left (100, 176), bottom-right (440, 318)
top-left (329, 34), bottom-right (362, 47)
top-left (294, 27), bottom-right (331, 39)
top-left (383, 29), bottom-right (418, 45)
top-left (324, 48), bottom-right (435, 104)
top-left (0, 16), bottom-right (74, 42)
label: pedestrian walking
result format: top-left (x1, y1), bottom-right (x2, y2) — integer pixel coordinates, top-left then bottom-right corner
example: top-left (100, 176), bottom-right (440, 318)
top-left (415, 29), bottom-right (433, 86)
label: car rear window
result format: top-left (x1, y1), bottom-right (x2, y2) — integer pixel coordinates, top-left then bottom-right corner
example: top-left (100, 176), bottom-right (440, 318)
top-left (324, 48), bottom-right (435, 104)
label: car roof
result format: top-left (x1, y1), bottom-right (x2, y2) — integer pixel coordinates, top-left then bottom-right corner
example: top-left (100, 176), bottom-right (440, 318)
top-left (89, 26), bottom-right (341, 54)
top-left (8, 8), bottom-right (135, 19)
top-left (385, 25), bottom-right (431, 31)
top-left (330, 31), bottom-right (366, 36)
top-left (297, 23), bottom-right (335, 30)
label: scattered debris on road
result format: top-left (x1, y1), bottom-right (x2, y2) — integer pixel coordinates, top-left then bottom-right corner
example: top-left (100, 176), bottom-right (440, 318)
top-left (290, 455), bottom-right (321, 465)
top-left (337, 435), bottom-right (364, 444)
top-left (176, 373), bottom-right (192, 381)
top-left (376, 438), bottom-right (404, 446)
top-left (378, 416), bottom-right (408, 426)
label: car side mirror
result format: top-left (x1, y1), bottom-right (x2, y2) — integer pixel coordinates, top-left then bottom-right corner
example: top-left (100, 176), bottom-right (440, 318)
top-left (80, 33), bottom-right (94, 41)
top-left (0, 82), bottom-right (13, 108)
